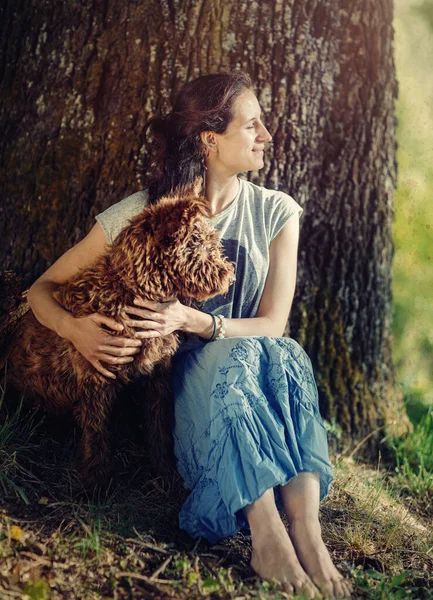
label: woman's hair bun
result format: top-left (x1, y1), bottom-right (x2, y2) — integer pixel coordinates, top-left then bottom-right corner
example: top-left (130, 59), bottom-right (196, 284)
top-left (145, 114), bottom-right (171, 141)
top-left (143, 115), bottom-right (172, 174)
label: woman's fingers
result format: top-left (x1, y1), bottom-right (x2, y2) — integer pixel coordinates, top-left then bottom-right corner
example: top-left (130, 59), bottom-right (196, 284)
top-left (101, 336), bottom-right (142, 349)
top-left (92, 353), bottom-right (136, 379)
top-left (135, 330), bottom-right (162, 338)
top-left (98, 354), bottom-right (136, 365)
top-left (92, 360), bottom-right (117, 379)
top-left (124, 298), bottom-right (184, 338)
top-left (125, 318), bottom-right (162, 330)
top-left (123, 307), bottom-right (164, 331)
top-left (97, 344), bottom-right (141, 357)
top-left (94, 314), bottom-right (124, 331)
top-left (124, 306), bottom-right (163, 322)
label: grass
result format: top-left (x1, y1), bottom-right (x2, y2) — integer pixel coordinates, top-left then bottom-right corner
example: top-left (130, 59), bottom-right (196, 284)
top-left (0, 383), bottom-right (432, 600)
top-left (384, 408), bottom-right (433, 506)
top-left (74, 515), bottom-right (103, 558)
top-left (0, 376), bottom-right (45, 506)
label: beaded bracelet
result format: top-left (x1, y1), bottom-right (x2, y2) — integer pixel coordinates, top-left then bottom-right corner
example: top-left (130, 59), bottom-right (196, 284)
top-left (215, 314), bottom-right (226, 339)
top-left (207, 313), bottom-right (217, 341)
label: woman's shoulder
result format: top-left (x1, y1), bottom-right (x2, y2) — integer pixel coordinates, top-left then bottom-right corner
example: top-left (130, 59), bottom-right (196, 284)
top-left (96, 189), bottom-right (149, 245)
top-left (241, 179), bottom-right (303, 218)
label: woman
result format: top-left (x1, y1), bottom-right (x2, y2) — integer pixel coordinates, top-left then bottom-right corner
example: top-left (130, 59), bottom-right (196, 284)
top-left (27, 72), bottom-right (352, 599)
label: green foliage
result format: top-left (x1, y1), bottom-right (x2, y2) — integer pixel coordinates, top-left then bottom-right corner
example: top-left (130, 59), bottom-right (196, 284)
top-left (0, 366), bottom-right (26, 451)
top-left (393, 0), bottom-right (433, 411)
top-left (74, 516), bottom-right (102, 558)
top-left (323, 416), bottom-right (343, 441)
top-left (0, 372), bottom-right (43, 504)
top-left (403, 388), bottom-right (431, 426)
top-left (200, 576), bottom-right (220, 594)
top-left (351, 567), bottom-right (414, 600)
top-left (411, 1), bottom-right (433, 31)
top-left (386, 408), bottom-right (433, 496)
top-left (23, 580), bottom-right (51, 600)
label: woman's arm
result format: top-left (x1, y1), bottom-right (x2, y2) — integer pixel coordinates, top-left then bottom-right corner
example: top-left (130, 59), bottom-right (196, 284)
top-left (126, 215), bottom-right (300, 339)
top-left (27, 222), bottom-right (143, 378)
top-left (28, 223), bottom-right (110, 335)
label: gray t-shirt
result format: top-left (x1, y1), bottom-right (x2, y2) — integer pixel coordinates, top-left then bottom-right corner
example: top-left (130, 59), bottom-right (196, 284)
top-left (96, 178), bottom-right (303, 340)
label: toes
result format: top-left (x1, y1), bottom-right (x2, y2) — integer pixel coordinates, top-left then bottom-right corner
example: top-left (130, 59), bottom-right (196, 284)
top-left (304, 583), bottom-right (321, 599)
top-left (317, 580), bottom-right (336, 598)
top-left (294, 578), bottom-right (320, 599)
top-left (333, 578), bottom-right (347, 598)
top-left (281, 578), bottom-right (318, 599)
top-left (341, 577), bottom-right (353, 598)
top-left (282, 581), bottom-right (294, 595)
top-left (336, 576), bottom-right (353, 598)
top-left (314, 577), bottom-right (352, 599)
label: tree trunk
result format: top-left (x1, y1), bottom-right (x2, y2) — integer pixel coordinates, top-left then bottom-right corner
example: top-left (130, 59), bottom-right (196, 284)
top-left (0, 0), bottom-right (410, 450)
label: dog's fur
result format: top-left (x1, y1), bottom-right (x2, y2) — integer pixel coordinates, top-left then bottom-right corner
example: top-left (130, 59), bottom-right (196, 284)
top-left (7, 188), bottom-right (234, 490)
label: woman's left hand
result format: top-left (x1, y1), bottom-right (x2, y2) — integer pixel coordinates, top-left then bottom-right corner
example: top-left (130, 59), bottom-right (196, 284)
top-left (124, 297), bottom-right (187, 338)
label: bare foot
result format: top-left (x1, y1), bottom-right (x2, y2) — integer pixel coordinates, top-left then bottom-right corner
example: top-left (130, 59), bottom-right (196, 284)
top-left (251, 517), bottom-right (320, 598)
top-left (288, 517), bottom-right (353, 598)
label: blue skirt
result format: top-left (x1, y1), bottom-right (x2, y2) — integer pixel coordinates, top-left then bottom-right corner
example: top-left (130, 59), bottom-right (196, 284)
top-left (172, 336), bottom-right (334, 544)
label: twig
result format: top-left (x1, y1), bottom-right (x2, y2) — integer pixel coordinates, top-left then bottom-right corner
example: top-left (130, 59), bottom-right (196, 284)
top-left (199, 552), bottom-right (224, 558)
top-left (346, 427), bottom-right (385, 459)
top-left (76, 515), bottom-right (92, 536)
top-left (0, 588), bottom-right (20, 599)
top-left (391, 548), bottom-right (433, 559)
top-left (191, 537), bottom-right (201, 554)
top-left (131, 527), bottom-right (172, 555)
top-left (116, 571), bottom-right (178, 591)
top-left (150, 555), bottom-right (172, 580)
top-left (108, 530), bottom-right (172, 555)
top-left (125, 537), bottom-right (171, 555)
top-left (116, 572), bottom-right (165, 594)
top-left (19, 551), bottom-right (52, 566)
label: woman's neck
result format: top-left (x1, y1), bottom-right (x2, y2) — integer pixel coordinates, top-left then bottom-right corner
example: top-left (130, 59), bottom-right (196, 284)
top-left (205, 172), bottom-right (240, 217)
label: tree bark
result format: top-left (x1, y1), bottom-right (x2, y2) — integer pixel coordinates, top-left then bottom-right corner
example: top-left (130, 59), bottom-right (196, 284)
top-left (0, 0), bottom-right (410, 449)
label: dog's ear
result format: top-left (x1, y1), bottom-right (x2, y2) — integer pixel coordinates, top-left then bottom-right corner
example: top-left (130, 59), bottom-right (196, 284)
top-left (156, 195), bottom-right (211, 245)
top-left (179, 195), bottom-right (211, 221)
top-left (109, 214), bottom-right (177, 299)
top-left (166, 214), bottom-right (235, 302)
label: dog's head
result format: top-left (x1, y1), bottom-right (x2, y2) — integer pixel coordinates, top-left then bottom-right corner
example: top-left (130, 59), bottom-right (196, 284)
top-left (154, 193), bottom-right (235, 301)
top-left (110, 189), bottom-right (235, 302)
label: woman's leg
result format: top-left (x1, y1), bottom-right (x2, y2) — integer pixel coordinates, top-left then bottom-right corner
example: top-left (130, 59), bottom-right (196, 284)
top-left (243, 487), bottom-right (320, 598)
top-left (280, 472), bottom-right (353, 598)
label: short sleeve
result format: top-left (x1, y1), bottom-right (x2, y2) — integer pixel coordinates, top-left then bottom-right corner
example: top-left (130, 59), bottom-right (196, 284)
top-left (95, 190), bottom-right (149, 245)
top-left (269, 192), bottom-right (303, 241)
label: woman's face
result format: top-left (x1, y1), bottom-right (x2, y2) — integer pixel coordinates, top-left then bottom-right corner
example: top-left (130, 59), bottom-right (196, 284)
top-left (205, 89), bottom-right (272, 176)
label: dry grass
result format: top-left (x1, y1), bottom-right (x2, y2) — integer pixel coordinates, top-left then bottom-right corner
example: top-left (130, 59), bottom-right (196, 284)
top-left (0, 398), bottom-right (432, 600)
top-left (326, 457), bottom-right (432, 588)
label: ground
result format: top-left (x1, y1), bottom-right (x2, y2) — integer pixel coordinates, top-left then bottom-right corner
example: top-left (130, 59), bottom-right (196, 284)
top-left (0, 404), bottom-right (432, 600)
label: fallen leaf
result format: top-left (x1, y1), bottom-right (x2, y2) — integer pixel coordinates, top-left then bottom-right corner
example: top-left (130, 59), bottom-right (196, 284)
top-left (10, 526), bottom-right (24, 542)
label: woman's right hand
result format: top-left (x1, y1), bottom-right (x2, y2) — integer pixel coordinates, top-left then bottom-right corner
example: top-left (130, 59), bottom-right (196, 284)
top-left (63, 312), bottom-right (142, 379)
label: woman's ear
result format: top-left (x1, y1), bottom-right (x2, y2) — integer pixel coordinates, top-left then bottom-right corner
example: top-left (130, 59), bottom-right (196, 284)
top-left (200, 131), bottom-right (218, 154)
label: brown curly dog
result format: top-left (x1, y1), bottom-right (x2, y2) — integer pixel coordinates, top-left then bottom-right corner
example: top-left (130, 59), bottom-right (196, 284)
top-left (7, 188), bottom-right (235, 490)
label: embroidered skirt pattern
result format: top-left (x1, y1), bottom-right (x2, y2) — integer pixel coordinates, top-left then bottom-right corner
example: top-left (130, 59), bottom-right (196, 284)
top-left (172, 336), bottom-right (334, 543)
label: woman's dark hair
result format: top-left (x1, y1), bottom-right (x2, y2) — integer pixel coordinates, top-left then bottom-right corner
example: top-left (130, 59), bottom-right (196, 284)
top-left (145, 71), bottom-right (252, 203)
